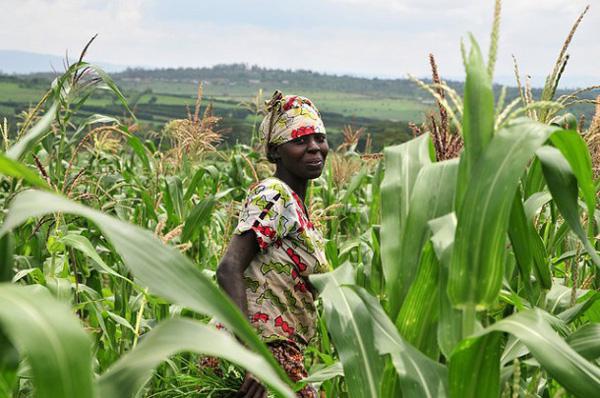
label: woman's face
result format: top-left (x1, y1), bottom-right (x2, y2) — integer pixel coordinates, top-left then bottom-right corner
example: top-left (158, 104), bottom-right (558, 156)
top-left (275, 133), bottom-right (329, 180)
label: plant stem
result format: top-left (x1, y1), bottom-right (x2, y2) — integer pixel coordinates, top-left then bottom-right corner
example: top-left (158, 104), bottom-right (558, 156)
top-left (133, 289), bottom-right (148, 348)
top-left (462, 304), bottom-right (476, 339)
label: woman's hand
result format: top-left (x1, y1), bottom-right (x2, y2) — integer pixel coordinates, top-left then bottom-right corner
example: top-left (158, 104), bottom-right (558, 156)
top-left (237, 372), bottom-right (267, 398)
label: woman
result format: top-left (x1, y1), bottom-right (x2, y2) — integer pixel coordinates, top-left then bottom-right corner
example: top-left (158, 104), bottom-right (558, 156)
top-left (216, 91), bottom-right (329, 398)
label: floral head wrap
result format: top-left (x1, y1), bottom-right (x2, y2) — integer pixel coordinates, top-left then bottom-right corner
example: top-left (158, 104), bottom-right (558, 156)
top-left (259, 90), bottom-right (326, 146)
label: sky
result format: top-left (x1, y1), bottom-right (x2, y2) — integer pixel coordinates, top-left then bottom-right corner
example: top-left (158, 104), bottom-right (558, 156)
top-left (1, 0), bottom-right (599, 86)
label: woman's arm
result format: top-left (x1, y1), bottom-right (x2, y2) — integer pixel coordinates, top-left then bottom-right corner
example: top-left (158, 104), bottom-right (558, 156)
top-left (216, 231), bottom-right (259, 317)
top-left (217, 232), bottom-right (266, 398)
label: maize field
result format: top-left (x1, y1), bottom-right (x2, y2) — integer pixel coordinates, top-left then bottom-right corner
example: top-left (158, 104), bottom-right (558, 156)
top-left (1, 2), bottom-right (600, 397)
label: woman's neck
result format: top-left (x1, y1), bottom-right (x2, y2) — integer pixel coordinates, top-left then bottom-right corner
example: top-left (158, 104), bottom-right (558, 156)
top-left (274, 168), bottom-right (307, 202)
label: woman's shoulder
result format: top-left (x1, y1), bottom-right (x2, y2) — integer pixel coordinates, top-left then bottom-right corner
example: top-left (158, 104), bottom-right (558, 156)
top-left (248, 177), bottom-right (293, 202)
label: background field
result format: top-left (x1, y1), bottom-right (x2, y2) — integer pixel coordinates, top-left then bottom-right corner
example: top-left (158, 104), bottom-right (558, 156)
top-left (2, 64), bottom-right (598, 152)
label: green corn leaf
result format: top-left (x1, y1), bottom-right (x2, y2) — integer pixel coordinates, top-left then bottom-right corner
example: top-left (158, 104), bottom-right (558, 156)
top-left (547, 221), bottom-right (572, 254)
top-left (0, 190), bottom-right (290, 386)
top-left (450, 119), bottom-right (560, 310)
top-left (183, 167), bottom-right (207, 201)
top-left (449, 333), bottom-right (502, 398)
top-left (523, 191), bottom-right (552, 222)
top-left (546, 282), bottom-right (588, 314)
top-left (0, 328), bottom-right (18, 397)
top-left (558, 292), bottom-right (600, 323)
top-left (456, 35), bottom-right (495, 208)
top-left (106, 311), bottom-right (136, 334)
top-left (97, 318), bottom-right (293, 398)
top-left (6, 102), bottom-right (58, 161)
top-left (524, 158), bottom-right (546, 198)
top-left (0, 284), bottom-right (94, 398)
top-left (553, 250), bottom-right (578, 266)
top-left (310, 263), bottom-right (384, 398)
top-left (0, 234), bottom-right (14, 283)
top-left (127, 135), bottom-right (151, 172)
top-left (471, 309), bottom-right (600, 397)
top-left (530, 230), bottom-right (551, 289)
top-left (508, 191), bottom-right (533, 284)
top-left (566, 324), bottom-right (600, 360)
top-left (365, 226), bottom-right (384, 296)
top-left (341, 165), bottom-right (367, 204)
top-left (87, 64), bottom-right (136, 120)
top-left (166, 176), bottom-right (184, 223)
top-left (0, 153), bottom-right (50, 189)
top-left (429, 213), bottom-right (463, 358)
top-left (500, 335), bottom-right (528, 367)
top-left (60, 233), bottom-right (133, 284)
top-left (369, 160), bottom-right (384, 225)
top-left (71, 113), bottom-right (122, 140)
top-left (380, 133), bottom-right (431, 307)
top-left (550, 130), bottom-right (595, 222)
top-left (181, 195), bottom-right (217, 242)
top-left (395, 242), bottom-right (440, 359)
top-left (389, 158), bottom-right (458, 317)
top-left (583, 298), bottom-right (600, 323)
top-left (139, 190), bottom-right (158, 221)
top-left (351, 284), bottom-right (449, 398)
top-left (45, 276), bottom-right (73, 302)
top-left (536, 146), bottom-right (600, 267)
top-left (297, 362), bottom-right (344, 390)
top-left (380, 361), bottom-right (401, 398)
top-left (508, 189), bottom-right (551, 289)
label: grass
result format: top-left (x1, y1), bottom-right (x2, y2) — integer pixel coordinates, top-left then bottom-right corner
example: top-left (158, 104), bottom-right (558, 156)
top-left (0, 81), bottom-right (46, 103)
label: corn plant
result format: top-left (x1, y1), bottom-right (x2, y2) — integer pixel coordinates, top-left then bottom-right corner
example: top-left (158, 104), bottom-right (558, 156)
top-left (309, 4), bottom-right (600, 398)
top-left (0, 61), bottom-right (296, 398)
top-left (1, 2), bottom-right (600, 397)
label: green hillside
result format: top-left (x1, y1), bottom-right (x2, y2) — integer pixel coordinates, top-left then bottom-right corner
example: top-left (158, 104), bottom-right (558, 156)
top-left (1, 63), bottom-right (598, 150)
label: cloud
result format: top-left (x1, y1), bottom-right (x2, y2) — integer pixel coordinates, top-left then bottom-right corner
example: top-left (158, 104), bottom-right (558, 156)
top-left (327, 0), bottom-right (585, 15)
top-left (1, 0), bottom-right (147, 56)
top-left (1, 0), bottom-right (598, 86)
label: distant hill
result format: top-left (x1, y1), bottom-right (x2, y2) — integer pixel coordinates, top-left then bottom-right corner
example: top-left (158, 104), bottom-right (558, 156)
top-left (1, 61), bottom-right (598, 150)
top-left (0, 49), bottom-right (126, 74)
top-left (116, 64), bottom-right (426, 98)
top-left (113, 64), bottom-right (598, 100)
top-left (2, 49), bottom-right (597, 88)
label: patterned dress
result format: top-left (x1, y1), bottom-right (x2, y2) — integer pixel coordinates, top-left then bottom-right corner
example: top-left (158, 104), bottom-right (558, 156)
top-left (235, 177), bottom-right (329, 348)
top-left (235, 177), bottom-right (329, 397)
